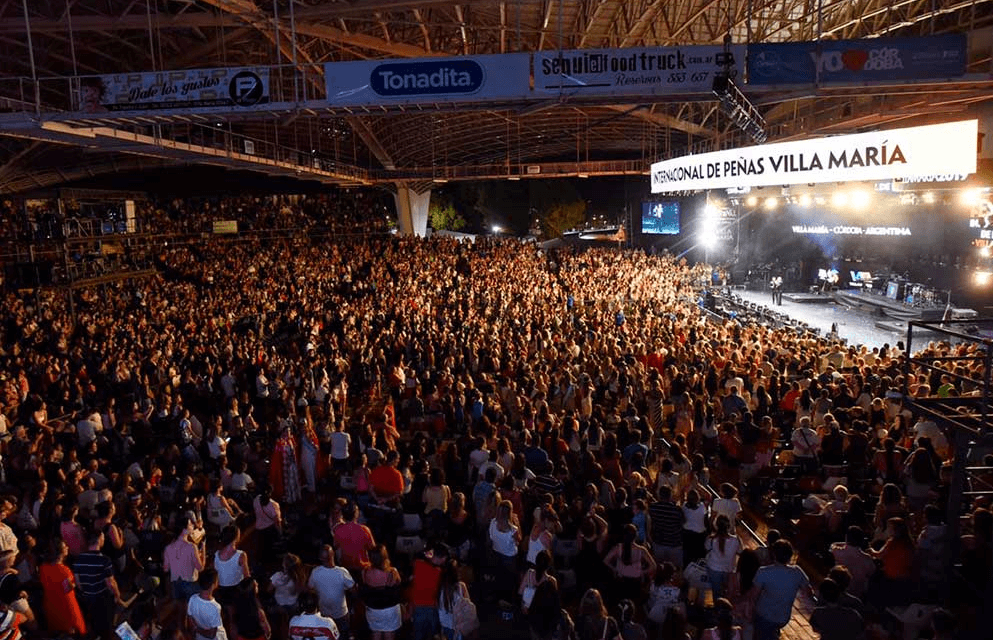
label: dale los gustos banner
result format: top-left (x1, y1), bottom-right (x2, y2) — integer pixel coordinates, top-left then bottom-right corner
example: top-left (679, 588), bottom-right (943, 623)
top-left (650, 120), bottom-right (978, 192)
top-left (77, 67), bottom-right (269, 113)
top-left (747, 34), bottom-right (966, 85)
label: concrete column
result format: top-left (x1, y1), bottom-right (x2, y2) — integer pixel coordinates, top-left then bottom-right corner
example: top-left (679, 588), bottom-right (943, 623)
top-left (393, 185), bottom-right (431, 237)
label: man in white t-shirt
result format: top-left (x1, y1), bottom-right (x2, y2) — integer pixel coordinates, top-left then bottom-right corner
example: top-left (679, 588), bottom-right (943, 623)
top-left (308, 545), bottom-right (355, 637)
top-left (75, 410), bottom-right (102, 447)
top-left (289, 590), bottom-right (340, 640)
top-left (791, 417), bottom-right (821, 473)
top-left (220, 369), bottom-right (238, 399)
top-left (912, 415), bottom-right (949, 458)
top-left (330, 422), bottom-right (351, 472)
top-left (187, 568), bottom-right (227, 640)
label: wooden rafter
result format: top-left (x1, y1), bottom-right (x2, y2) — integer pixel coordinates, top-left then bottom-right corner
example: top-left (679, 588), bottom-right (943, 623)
top-left (454, 5), bottom-right (469, 55)
top-left (537, 0), bottom-right (555, 51)
top-left (412, 8), bottom-right (432, 52)
top-left (620, 0), bottom-right (666, 47)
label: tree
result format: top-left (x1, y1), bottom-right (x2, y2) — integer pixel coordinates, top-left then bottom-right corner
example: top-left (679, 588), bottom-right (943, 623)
top-left (540, 200), bottom-right (587, 238)
top-left (528, 180), bottom-right (587, 238)
top-left (429, 201), bottom-right (466, 232)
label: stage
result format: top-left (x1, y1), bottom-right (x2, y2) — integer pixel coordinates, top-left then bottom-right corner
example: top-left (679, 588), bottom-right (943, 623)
top-left (732, 287), bottom-right (982, 349)
top-left (733, 289), bottom-right (920, 349)
top-left (832, 288), bottom-right (949, 322)
top-left (782, 292), bottom-right (834, 304)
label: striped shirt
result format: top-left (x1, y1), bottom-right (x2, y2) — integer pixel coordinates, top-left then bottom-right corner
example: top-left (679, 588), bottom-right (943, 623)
top-left (73, 551), bottom-right (113, 596)
top-left (532, 474), bottom-right (563, 496)
top-left (649, 500), bottom-right (685, 547)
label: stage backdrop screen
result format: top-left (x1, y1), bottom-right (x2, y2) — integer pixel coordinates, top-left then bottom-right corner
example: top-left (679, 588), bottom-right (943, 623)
top-left (641, 201), bottom-right (680, 235)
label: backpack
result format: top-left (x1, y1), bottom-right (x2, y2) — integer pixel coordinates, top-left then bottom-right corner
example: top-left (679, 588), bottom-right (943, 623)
top-left (453, 587), bottom-right (479, 637)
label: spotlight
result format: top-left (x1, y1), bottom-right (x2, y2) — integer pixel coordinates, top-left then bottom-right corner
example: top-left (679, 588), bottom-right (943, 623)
top-left (851, 190), bottom-right (871, 210)
top-left (799, 194), bottom-right (812, 207)
top-left (922, 192), bottom-right (936, 204)
top-left (974, 271), bottom-right (992, 287)
top-left (704, 203), bottom-right (721, 219)
top-left (981, 245), bottom-right (991, 258)
top-left (491, 225), bottom-right (503, 234)
top-left (832, 192), bottom-right (849, 207)
top-left (699, 234), bottom-right (717, 249)
top-left (961, 188), bottom-right (984, 206)
top-left (764, 197), bottom-right (778, 210)
top-left (746, 196), bottom-right (758, 207)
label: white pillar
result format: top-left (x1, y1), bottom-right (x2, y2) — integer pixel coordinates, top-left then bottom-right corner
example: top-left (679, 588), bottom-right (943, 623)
top-left (393, 185), bottom-right (431, 237)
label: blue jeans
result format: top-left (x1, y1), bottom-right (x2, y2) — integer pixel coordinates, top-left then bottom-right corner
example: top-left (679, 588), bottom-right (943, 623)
top-left (334, 614), bottom-right (352, 640)
top-left (412, 605), bottom-right (439, 640)
top-left (172, 578), bottom-right (199, 603)
top-left (754, 616), bottom-right (783, 640)
top-left (708, 569), bottom-right (730, 599)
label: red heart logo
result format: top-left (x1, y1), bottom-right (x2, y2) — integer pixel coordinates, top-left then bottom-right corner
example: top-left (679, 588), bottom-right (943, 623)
top-left (841, 49), bottom-right (869, 71)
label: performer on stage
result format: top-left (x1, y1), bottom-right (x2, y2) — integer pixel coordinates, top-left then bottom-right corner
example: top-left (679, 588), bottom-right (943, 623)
top-left (771, 276), bottom-right (783, 305)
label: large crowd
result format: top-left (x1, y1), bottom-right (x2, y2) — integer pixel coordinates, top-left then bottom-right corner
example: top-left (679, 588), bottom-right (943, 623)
top-left (0, 195), bottom-right (986, 640)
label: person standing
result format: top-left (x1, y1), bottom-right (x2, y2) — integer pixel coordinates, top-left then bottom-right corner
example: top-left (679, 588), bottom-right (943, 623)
top-left (809, 578), bottom-right (863, 640)
top-left (649, 485), bottom-right (685, 568)
top-left (752, 540), bottom-right (810, 640)
top-left (604, 524), bottom-right (656, 605)
top-left (681, 490), bottom-right (709, 566)
top-left (308, 544), bottom-right (355, 639)
top-left (214, 525), bottom-right (251, 625)
top-left (363, 545), bottom-right (403, 640)
top-left (39, 540), bottom-right (86, 637)
top-left (289, 590), bottom-right (340, 640)
top-left (164, 515), bottom-right (206, 605)
top-left (187, 568), bottom-right (228, 640)
top-left (73, 530), bottom-right (122, 640)
top-left (330, 421), bottom-right (352, 474)
top-left (704, 516), bottom-right (741, 599)
top-left (253, 487), bottom-right (282, 567)
top-left (409, 543), bottom-right (448, 640)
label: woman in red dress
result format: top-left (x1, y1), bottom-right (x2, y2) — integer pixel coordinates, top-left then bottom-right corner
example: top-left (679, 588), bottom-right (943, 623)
top-left (39, 539), bottom-right (85, 636)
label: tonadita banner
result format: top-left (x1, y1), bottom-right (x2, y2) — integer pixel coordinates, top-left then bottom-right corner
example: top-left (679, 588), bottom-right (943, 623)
top-left (324, 54), bottom-right (531, 107)
top-left (650, 120), bottom-right (978, 192)
top-left (747, 34), bottom-right (966, 85)
top-left (534, 45), bottom-right (745, 97)
top-left (77, 67), bottom-right (269, 113)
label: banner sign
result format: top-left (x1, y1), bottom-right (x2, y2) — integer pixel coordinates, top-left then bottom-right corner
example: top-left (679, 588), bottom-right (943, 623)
top-left (650, 120), bottom-right (978, 192)
top-left (534, 45), bottom-right (744, 97)
top-left (748, 34), bottom-right (966, 85)
top-left (324, 54), bottom-right (530, 107)
top-left (792, 224), bottom-right (912, 237)
top-left (78, 67), bottom-right (269, 113)
top-left (212, 220), bottom-right (238, 235)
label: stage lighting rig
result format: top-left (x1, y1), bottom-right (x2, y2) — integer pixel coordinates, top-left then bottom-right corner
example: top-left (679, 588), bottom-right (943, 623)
top-left (712, 36), bottom-right (766, 144)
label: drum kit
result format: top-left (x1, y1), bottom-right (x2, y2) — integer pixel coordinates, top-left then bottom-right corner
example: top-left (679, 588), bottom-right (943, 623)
top-left (905, 283), bottom-right (939, 308)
